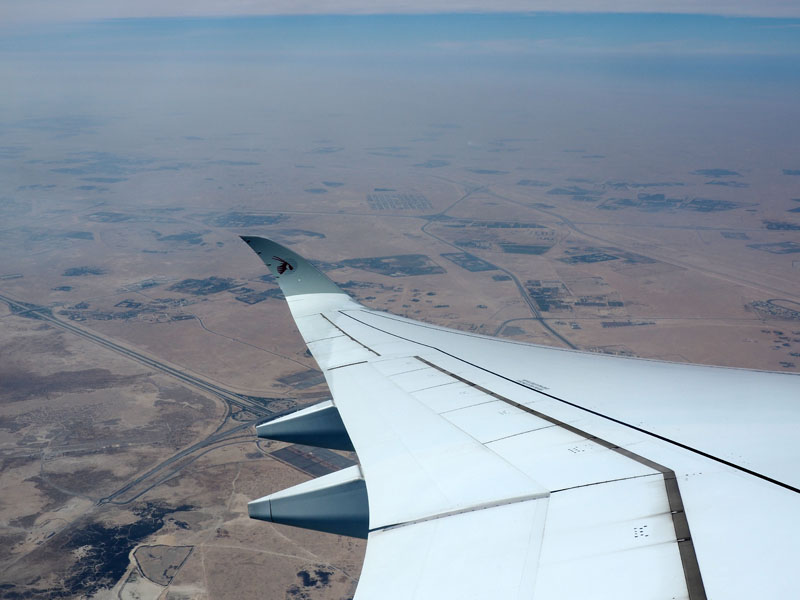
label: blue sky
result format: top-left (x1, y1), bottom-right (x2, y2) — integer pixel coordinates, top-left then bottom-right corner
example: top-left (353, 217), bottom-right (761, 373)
top-left (3, 14), bottom-right (799, 90)
top-left (5, 13), bottom-right (800, 58)
top-left (2, 13), bottom-right (798, 165)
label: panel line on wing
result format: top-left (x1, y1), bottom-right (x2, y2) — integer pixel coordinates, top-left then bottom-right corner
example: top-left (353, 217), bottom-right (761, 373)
top-left (403, 380), bottom-right (461, 394)
top-left (327, 360), bottom-right (370, 371)
top-left (436, 398), bottom-right (496, 414)
top-left (371, 492), bottom-right (550, 533)
top-left (483, 425), bottom-right (559, 445)
top-left (321, 313), bottom-right (380, 356)
top-left (550, 471), bottom-right (662, 494)
top-left (378, 365), bottom-right (429, 377)
top-left (305, 334), bottom-right (347, 344)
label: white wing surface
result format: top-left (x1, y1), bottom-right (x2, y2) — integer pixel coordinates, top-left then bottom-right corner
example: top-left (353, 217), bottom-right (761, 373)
top-left (242, 237), bottom-right (800, 600)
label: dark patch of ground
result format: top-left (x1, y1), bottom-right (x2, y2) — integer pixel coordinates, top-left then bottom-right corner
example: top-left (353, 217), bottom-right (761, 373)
top-left (234, 288), bottom-right (284, 304)
top-left (706, 180), bottom-right (748, 188)
top-left (279, 229), bottom-right (325, 239)
top-left (413, 159), bottom-right (449, 168)
top-left (0, 366), bottom-right (140, 403)
top-left (692, 168), bottom-right (741, 177)
top-left (764, 220), bottom-right (800, 231)
top-left (203, 213), bottom-right (287, 228)
top-left (169, 277), bottom-right (237, 295)
top-left (499, 244), bottom-right (551, 255)
top-left (465, 168), bottom-right (508, 175)
top-left (440, 252), bottom-right (497, 272)
top-left (62, 266), bottom-right (106, 276)
top-left (517, 179), bottom-right (550, 187)
top-left (340, 254), bottom-right (445, 276)
top-left (276, 369), bottom-right (325, 390)
top-left (748, 241), bottom-right (800, 254)
top-left (1, 503), bottom-right (193, 599)
top-left (367, 192), bottom-right (431, 210)
top-left (155, 231), bottom-right (209, 245)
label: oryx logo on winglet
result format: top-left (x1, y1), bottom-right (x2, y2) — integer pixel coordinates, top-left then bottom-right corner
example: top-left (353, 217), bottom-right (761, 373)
top-left (272, 256), bottom-right (294, 275)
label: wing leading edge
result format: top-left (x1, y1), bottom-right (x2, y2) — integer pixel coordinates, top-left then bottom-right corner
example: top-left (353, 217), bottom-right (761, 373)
top-left (241, 236), bottom-right (800, 600)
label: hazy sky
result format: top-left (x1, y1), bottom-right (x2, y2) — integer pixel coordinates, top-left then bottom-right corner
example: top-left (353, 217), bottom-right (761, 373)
top-left (3, 0), bottom-right (800, 23)
top-left (2, 13), bottom-right (799, 216)
top-left (2, 14), bottom-right (799, 137)
top-left (5, 13), bottom-right (800, 61)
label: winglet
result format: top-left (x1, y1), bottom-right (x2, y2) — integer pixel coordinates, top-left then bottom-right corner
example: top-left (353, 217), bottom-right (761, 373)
top-left (240, 236), bottom-right (345, 297)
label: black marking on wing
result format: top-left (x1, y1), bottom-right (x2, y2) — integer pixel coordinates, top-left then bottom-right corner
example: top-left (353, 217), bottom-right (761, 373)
top-left (272, 256), bottom-right (294, 275)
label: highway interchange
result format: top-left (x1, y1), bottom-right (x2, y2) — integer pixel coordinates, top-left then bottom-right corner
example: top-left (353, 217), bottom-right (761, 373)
top-left (0, 291), bottom-right (301, 505)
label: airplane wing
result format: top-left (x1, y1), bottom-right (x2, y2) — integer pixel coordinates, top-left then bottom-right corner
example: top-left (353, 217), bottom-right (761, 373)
top-left (241, 236), bottom-right (800, 600)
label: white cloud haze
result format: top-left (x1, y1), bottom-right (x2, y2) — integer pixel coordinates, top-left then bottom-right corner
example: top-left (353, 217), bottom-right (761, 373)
top-left (3, 0), bottom-right (800, 24)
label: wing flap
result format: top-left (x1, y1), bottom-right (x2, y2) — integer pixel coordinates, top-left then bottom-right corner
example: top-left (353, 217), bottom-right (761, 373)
top-left (355, 498), bottom-right (548, 600)
top-left (442, 399), bottom-right (554, 443)
top-left (325, 359), bottom-right (548, 529)
top-left (293, 313), bottom-right (345, 343)
top-left (534, 477), bottom-right (687, 600)
top-left (488, 427), bottom-right (659, 490)
top-left (355, 477), bottom-right (689, 600)
top-left (306, 335), bottom-right (376, 370)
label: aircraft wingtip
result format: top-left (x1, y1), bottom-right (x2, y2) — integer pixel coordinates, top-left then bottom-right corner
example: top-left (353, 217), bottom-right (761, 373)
top-left (238, 235), bottom-right (347, 297)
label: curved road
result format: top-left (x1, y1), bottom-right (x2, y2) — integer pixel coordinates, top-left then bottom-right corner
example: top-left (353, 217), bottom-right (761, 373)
top-left (0, 292), bottom-right (302, 505)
